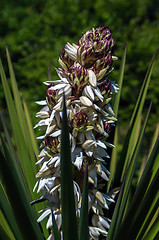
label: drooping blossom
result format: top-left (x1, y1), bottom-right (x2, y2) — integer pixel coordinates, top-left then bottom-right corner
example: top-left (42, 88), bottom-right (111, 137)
top-left (33, 26), bottom-right (119, 240)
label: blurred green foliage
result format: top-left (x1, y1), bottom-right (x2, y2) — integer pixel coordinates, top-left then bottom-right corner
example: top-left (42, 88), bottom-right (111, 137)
top-left (0, 0), bottom-right (158, 139)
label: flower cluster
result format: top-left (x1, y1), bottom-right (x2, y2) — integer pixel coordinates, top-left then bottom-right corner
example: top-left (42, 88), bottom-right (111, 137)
top-left (33, 26), bottom-right (119, 240)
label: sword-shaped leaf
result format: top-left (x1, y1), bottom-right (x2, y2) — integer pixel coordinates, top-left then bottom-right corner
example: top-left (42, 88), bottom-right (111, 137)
top-left (108, 44), bottom-right (127, 191)
top-left (60, 94), bottom-right (78, 240)
top-left (0, 136), bottom-right (44, 240)
top-left (78, 164), bottom-right (89, 240)
top-left (114, 49), bottom-right (158, 186)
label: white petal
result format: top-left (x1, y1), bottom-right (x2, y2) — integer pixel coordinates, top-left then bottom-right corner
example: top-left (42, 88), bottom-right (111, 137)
top-left (95, 146), bottom-right (110, 158)
top-left (54, 159), bottom-right (60, 168)
top-left (82, 139), bottom-right (95, 150)
top-left (36, 111), bottom-right (50, 118)
top-left (37, 178), bottom-right (47, 192)
top-left (85, 149), bottom-right (94, 157)
top-left (37, 209), bottom-right (51, 222)
top-left (65, 42), bottom-right (77, 60)
top-left (53, 101), bottom-right (62, 111)
top-left (88, 70), bottom-right (97, 87)
top-left (50, 184), bottom-right (61, 193)
top-left (93, 154), bottom-right (105, 161)
top-left (50, 130), bottom-right (61, 137)
top-left (36, 157), bottom-right (45, 165)
top-left (48, 155), bottom-right (60, 166)
top-left (71, 135), bottom-right (76, 152)
top-left (58, 84), bottom-right (71, 96)
top-left (38, 148), bottom-right (47, 158)
top-left (85, 131), bottom-right (96, 141)
top-left (89, 226), bottom-right (100, 238)
top-left (88, 168), bottom-right (97, 187)
top-left (84, 85), bottom-right (94, 101)
top-left (92, 203), bottom-right (99, 215)
top-left (49, 110), bottom-right (56, 121)
top-left (73, 151), bottom-right (83, 170)
top-left (33, 180), bottom-right (39, 192)
top-left (105, 142), bottom-right (115, 148)
top-left (38, 105), bottom-right (49, 112)
top-left (93, 88), bottom-right (104, 102)
top-left (45, 177), bottom-right (56, 189)
top-left (49, 83), bottom-right (67, 90)
top-left (73, 181), bottom-right (81, 202)
top-left (96, 163), bottom-right (109, 181)
top-left (80, 96), bottom-right (93, 106)
top-left (47, 234), bottom-right (54, 240)
top-left (112, 55), bottom-right (118, 60)
top-left (98, 215), bottom-right (110, 229)
top-left (36, 100), bottom-right (47, 105)
top-left (103, 131), bottom-right (109, 137)
top-left (36, 134), bottom-right (46, 139)
top-left (111, 82), bottom-right (119, 93)
top-left (105, 104), bottom-right (115, 116)
top-left (34, 119), bottom-right (50, 129)
top-left (56, 213), bottom-right (62, 230)
top-left (46, 214), bottom-right (52, 229)
top-left (96, 140), bottom-right (107, 149)
top-left (38, 161), bottom-right (49, 173)
top-left (93, 190), bottom-right (109, 209)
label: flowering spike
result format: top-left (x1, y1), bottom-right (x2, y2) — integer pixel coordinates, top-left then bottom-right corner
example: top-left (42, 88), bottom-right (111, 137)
top-left (34, 26), bottom-right (119, 239)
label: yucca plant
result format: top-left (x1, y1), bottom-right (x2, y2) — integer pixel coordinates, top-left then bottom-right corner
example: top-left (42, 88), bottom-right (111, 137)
top-left (0, 26), bottom-right (158, 240)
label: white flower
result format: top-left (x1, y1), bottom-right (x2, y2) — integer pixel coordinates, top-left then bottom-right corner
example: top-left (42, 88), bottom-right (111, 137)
top-left (33, 26), bottom-right (119, 239)
top-left (64, 42), bottom-right (78, 61)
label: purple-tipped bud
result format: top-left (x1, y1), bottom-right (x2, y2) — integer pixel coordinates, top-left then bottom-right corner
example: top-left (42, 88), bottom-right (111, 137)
top-left (67, 64), bottom-right (89, 96)
top-left (46, 86), bottom-right (57, 110)
top-left (98, 79), bottom-right (111, 96)
top-left (77, 26), bottom-right (114, 68)
top-left (93, 53), bottom-right (113, 80)
top-left (104, 122), bottom-right (111, 134)
top-left (44, 136), bottom-right (59, 154)
top-left (59, 46), bottom-right (74, 71)
top-left (71, 110), bottom-right (88, 129)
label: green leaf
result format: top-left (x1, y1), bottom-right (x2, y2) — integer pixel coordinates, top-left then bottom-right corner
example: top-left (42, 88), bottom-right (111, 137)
top-left (150, 124), bottom-right (159, 181)
top-left (0, 209), bottom-right (16, 240)
top-left (107, 44), bottom-right (127, 191)
top-left (0, 224), bottom-right (11, 240)
top-left (0, 53), bottom-right (47, 236)
top-left (142, 214), bottom-right (159, 240)
top-left (0, 183), bottom-right (23, 240)
top-left (112, 100), bottom-right (152, 239)
top-left (127, 168), bottom-right (159, 240)
top-left (114, 49), bottom-right (158, 186)
top-left (0, 136), bottom-right (44, 240)
top-left (113, 43), bottom-right (127, 117)
top-left (107, 125), bottom-right (118, 192)
top-left (60, 94), bottom-right (78, 240)
top-left (22, 96), bottom-right (39, 158)
top-left (114, 135), bottom-right (159, 240)
top-left (0, 59), bottom-right (33, 198)
top-left (78, 164), bottom-right (89, 240)
top-left (106, 179), bottom-right (125, 240)
top-left (5, 48), bottom-right (38, 182)
top-left (51, 208), bottom-right (61, 240)
top-left (137, 195), bottom-right (159, 240)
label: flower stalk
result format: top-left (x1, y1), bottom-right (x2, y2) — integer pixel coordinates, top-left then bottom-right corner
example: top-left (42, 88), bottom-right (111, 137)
top-left (33, 26), bottom-right (119, 240)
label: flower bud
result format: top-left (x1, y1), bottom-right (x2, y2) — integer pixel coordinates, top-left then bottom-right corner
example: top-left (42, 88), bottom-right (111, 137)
top-left (59, 46), bottom-right (74, 71)
top-left (93, 53), bottom-right (113, 81)
top-left (44, 136), bottom-right (59, 154)
top-left (77, 26), bottom-right (114, 68)
top-left (67, 63), bottom-right (89, 96)
top-left (46, 86), bottom-right (57, 110)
